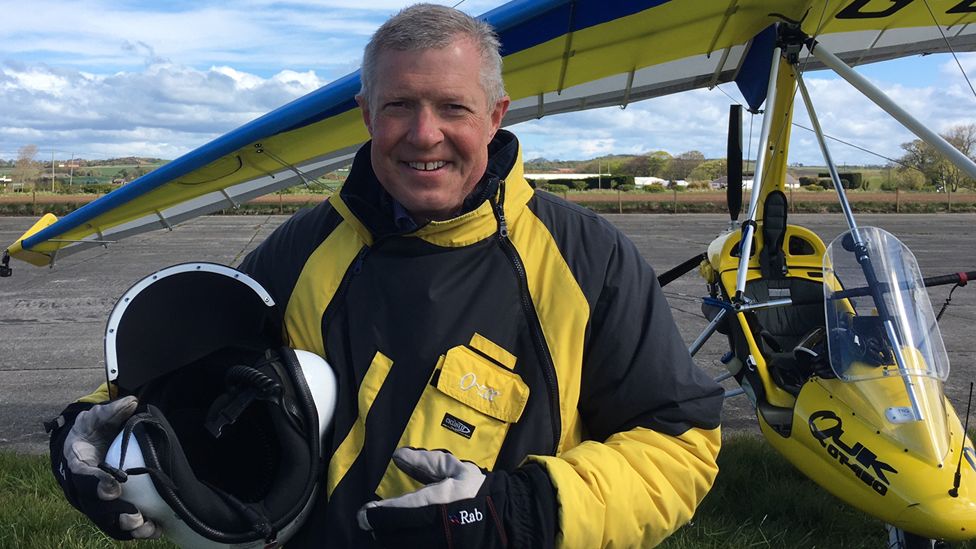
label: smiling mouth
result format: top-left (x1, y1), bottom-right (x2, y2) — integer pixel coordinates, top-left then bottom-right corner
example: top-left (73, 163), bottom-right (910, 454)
top-left (406, 161), bottom-right (446, 171)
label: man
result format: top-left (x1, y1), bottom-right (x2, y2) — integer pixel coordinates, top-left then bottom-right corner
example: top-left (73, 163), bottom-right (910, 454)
top-left (50, 4), bottom-right (723, 547)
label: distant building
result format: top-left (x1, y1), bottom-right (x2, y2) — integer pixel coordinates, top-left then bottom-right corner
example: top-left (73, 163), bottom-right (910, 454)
top-left (523, 173), bottom-right (605, 181)
top-left (711, 174), bottom-right (799, 190)
top-left (635, 176), bottom-right (687, 187)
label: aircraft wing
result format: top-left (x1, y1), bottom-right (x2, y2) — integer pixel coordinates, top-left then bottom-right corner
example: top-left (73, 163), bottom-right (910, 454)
top-left (8, 0), bottom-right (976, 268)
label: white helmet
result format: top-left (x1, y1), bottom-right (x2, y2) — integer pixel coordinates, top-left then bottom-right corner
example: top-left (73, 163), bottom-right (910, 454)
top-left (101, 263), bottom-right (336, 548)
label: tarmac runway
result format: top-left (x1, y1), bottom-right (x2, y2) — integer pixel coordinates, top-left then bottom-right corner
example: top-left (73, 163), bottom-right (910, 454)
top-left (1, 212), bottom-right (974, 454)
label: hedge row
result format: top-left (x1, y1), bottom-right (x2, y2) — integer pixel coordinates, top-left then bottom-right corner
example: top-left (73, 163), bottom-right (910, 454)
top-left (2, 199), bottom-right (975, 218)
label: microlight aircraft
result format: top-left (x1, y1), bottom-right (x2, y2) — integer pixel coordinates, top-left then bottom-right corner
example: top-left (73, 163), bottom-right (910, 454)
top-left (4, 1), bottom-right (976, 547)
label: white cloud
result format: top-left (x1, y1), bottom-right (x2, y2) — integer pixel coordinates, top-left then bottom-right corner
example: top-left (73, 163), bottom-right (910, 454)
top-left (1, 0), bottom-right (975, 168)
top-left (0, 62), bottom-right (325, 160)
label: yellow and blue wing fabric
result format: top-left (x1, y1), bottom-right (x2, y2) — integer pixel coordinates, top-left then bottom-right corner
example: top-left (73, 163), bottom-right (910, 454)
top-left (8, 0), bottom-right (976, 268)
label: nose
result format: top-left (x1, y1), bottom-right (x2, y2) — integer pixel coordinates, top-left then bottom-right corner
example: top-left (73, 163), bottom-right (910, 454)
top-left (407, 106), bottom-right (444, 149)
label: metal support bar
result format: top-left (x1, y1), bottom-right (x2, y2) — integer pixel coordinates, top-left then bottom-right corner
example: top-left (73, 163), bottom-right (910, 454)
top-left (724, 387), bottom-right (746, 399)
top-left (154, 210), bottom-right (172, 231)
top-left (737, 297), bottom-right (793, 312)
top-left (689, 307), bottom-right (727, 357)
top-left (258, 146), bottom-right (313, 188)
top-left (809, 40), bottom-right (976, 181)
top-left (556, 6), bottom-right (576, 94)
top-left (96, 228), bottom-right (108, 249)
top-left (621, 69), bottom-right (635, 109)
top-left (734, 46), bottom-right (783, 300)
top-left (883, 318), bottom-right (925, 420)
top-left (220, 189), bottom-right (240, 209)
top-left (795, 73), bottom-right (861, 243)
top-left (708, 47), bottom-right (733, 88)
top-left (796, 49), bottom-right (926, 420)
top-left (707, 0), bottom-right (740, 57)
top-left (714, 371), bottom-right (735, 383)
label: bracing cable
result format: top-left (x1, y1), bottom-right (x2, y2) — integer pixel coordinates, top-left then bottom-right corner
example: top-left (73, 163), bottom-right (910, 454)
top-left (921, 0), bottom-right (976, 101)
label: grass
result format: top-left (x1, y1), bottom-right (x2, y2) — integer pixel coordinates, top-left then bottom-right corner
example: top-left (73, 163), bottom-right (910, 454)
top-left (662, 433), bottom-right (976, 549)
top-left (0, 452), bottom-right (174, 548)
top-left (4, 435), bottom-right (974, 548)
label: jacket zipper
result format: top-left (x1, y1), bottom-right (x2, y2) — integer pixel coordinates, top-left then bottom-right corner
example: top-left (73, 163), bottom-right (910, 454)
top-left (351, 246), bottom-right (369, 274)
top-left (491, 179), bottom-right (561, 454)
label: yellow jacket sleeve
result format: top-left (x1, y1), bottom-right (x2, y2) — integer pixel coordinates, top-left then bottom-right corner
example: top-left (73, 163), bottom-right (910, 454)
top-left (529, 426), bottom-right (721, 548)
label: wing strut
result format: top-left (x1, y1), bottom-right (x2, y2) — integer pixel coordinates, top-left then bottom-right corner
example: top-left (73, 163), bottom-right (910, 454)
top-left (733, 44), bottom-right (782, 302)
top-left (796, 68), bottom-right (925, 421)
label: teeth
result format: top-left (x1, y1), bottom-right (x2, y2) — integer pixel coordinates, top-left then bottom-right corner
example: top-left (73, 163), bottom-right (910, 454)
top-left (408, 161), bottom-right (445, 171)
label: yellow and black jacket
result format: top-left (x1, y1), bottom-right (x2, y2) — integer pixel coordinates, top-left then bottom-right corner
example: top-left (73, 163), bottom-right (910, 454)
top-left (239, 130), bottom-right (723, 548)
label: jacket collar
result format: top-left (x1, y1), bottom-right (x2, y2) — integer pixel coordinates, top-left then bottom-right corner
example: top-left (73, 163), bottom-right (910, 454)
top-left (331, 130), bottom-right (531, 247)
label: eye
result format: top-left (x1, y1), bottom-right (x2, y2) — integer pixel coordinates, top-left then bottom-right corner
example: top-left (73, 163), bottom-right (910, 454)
top-left (444, 103), bottom-right (471, 115)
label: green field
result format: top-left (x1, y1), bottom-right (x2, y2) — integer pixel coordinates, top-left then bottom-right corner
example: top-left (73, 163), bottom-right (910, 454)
top-left (4, 434), bottom-right (974, 548)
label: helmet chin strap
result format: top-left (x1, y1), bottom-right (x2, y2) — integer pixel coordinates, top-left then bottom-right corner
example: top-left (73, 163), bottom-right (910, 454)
top-left (98, 412), bottom-right (175, 489)
top-left (102, 407), bottom-right (281, 544)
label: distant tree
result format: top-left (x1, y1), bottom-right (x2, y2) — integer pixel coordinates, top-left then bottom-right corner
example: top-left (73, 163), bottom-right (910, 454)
top-left (897, 123), bottom-right (976, 191)
top-left (688, 158), bottom-right (727, 182)
top-left (666, 150), bottom-right (705, 182)
top-left (891, 168), bottom-right (926, 191)
top-left (646, 151), bottom-right (671, 178)
top-left (13, 145), bottom-right (40, 190)
top-left (619, 155), bottom-right (652, 176)
top-left (615, 151), bottom-right (672, 177)
top-left (941, 123), bottom-right (976, 191)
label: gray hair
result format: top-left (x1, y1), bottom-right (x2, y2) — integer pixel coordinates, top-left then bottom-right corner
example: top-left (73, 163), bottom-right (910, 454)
top-left (358, 3), bottom-right (506, 110)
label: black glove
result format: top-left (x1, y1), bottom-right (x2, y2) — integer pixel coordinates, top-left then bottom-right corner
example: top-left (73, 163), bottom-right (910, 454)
top-left (356, 448), bottom-right (556, 549)
top-left (48, 396), bottom-right (160, 540)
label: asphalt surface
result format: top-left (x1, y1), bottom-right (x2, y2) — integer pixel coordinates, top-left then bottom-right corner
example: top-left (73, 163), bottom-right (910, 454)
top-left (1, 212), bottom-right (974, 454)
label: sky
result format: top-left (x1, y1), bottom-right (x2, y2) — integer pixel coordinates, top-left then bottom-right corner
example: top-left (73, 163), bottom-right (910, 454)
top-left (2, 0), bottom-right (976, 167)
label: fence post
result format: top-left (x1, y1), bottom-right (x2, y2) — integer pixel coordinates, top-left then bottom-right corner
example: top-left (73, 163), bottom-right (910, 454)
top-left (947, 186), bottom-right (952, 213)
top-left (672, 188), bottom-right (677, 214)
top-left (618, 189), bottom-right (622, 213)
top-left (895, 188), bottom-right (900, 213)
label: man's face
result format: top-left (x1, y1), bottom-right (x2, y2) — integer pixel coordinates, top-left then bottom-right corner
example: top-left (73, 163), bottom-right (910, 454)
top-left (358, 37), bottom-right (510, 222)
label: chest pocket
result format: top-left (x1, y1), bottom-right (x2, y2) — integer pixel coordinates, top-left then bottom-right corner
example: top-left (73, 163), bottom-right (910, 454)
top-left (375, 336), bottom-right (529, 499)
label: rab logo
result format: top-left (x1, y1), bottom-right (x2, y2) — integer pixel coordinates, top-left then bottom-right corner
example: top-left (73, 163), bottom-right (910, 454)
top-left (449, 507), bottom-right (483, 526)
top-left (809, 410), bottom-right (898, 496)
top-left (441, 413), bottom-right (475, 439)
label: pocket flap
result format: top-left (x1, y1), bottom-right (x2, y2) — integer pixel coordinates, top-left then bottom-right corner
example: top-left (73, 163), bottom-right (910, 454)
top-left (437, 345), bottom-right (529, 423)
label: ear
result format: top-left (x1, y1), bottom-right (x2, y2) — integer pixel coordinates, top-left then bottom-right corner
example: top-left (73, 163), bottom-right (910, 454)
top-left (356, 95), bottom-right (373, 135)
top-left (488, 95), bottom-right (510, 140)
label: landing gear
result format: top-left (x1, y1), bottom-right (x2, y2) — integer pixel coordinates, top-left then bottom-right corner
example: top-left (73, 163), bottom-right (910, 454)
top-left (886, 525), bottom-right (949, 549)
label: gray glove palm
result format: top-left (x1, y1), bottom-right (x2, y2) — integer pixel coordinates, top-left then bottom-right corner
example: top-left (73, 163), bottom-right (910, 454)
top-left (62, 396), bottom-right (159, 539)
